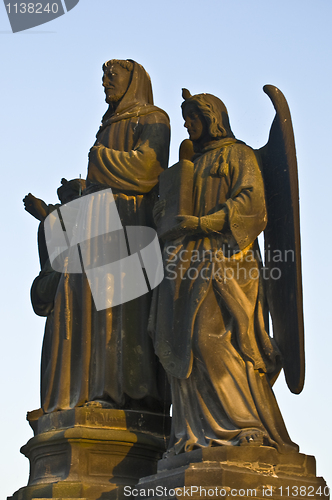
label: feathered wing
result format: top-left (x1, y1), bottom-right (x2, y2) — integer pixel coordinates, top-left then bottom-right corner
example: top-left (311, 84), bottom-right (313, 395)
top-left (256, 85), bottom-right (305, 394)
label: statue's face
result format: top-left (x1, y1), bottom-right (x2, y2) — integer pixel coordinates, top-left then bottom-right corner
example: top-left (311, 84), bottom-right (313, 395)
top-left (183, 104), bottom-right (208, 142)
top-left (102, 63), bottom-right (132, 104)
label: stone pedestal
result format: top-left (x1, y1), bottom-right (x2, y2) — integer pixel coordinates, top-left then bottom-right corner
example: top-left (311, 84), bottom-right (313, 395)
top-left (8, 407), bottom-right (171, 500)
top-left (137, 446), bottom-right (329, 499)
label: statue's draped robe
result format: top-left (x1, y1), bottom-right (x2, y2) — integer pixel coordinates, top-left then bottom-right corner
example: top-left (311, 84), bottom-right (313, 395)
top-left (32, 62), bottom-right (170, 413)
top-left (154, 139), bottom-right (298, 453)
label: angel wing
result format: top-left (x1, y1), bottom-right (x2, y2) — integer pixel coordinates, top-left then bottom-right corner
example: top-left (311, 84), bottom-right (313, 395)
top-left (256, 85), bottom-right (305, 394)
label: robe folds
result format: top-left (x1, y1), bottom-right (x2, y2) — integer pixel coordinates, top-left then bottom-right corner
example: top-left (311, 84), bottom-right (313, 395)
top-left (153, 138), bottom-right (299, 453)
top-left (32, 61), bottom-right (171, 413)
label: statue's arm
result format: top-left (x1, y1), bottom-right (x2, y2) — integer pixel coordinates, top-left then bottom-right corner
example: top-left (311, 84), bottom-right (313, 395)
top-left (87, 113), bottom-right (170, 194)
top-left (183, 145), bottom-right (267, 247)
top-left (31, 260), bottom-right (61, 317)
top-left (23, 193), bottom-right (59, 222)
top-left (224, 145), bottom-right (267, 250)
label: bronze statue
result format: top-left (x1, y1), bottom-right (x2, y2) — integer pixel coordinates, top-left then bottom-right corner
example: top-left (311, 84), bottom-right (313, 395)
top-left (25, 179), bottom-right (86, 396)
top-left (152, 88), bottom-right (304, 455)
top-left (25, 60), bottom-right (171, 414)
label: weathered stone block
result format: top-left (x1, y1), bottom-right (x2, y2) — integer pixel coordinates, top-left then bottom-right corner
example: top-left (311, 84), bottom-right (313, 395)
top-left (8, 407), bottom-right (170, 500)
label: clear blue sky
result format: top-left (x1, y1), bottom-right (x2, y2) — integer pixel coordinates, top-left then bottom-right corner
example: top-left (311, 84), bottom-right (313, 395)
top-left (1, 0), bottom-right (331, 497)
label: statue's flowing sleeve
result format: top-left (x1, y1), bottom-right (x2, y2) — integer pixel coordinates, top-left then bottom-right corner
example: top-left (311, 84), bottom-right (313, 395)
top-left (200, 144), bottom-right (267, 248)
top-left (31, 259), bottom-right (61, 317)
top-left (87, 112), bottom-right (170, 193)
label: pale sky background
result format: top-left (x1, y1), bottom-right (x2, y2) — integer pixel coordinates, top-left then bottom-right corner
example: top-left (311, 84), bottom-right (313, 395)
top-left (0, 0), bottom-right (331, 497)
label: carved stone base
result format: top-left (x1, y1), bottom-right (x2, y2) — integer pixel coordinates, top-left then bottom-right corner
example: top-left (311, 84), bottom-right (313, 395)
top-left (8, 407), bottom-right (171, 500)
top-left (137, 446), bottom-right (329, 499)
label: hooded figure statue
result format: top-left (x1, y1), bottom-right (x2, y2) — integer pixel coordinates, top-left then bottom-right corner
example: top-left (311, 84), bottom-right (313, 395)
top-left (33, 60), bottom-right (170, 414)
top-left (153, 90), bottom-right (298, 454)
top-left (87, 59), bottom-right (170, 193)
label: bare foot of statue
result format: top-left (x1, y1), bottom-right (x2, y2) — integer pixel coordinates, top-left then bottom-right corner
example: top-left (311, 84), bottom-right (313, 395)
top-left (238, 429), bottom-right (265, 447)
top-left (162, 447), bottom-right (177, 459)
top-left (83, 400), bottom-right (118, 409)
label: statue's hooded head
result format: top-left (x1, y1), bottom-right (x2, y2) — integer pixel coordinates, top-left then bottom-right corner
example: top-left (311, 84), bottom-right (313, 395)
top-left (181, 89), bottom-right (235, 144)
top-left (102, 59), bottom-right (154, 118)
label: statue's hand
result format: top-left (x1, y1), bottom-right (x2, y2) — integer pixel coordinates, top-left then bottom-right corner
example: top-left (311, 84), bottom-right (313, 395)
top-left (153, 199), bottom-right (166, 225)
top-left (173, 215), bottom-right (200, 235)
top-left (23, 193), bottom-right (48, 221)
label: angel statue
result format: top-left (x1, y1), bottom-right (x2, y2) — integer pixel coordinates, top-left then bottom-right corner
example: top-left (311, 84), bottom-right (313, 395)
top-left (152, 86), bottom-right (304, 455)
